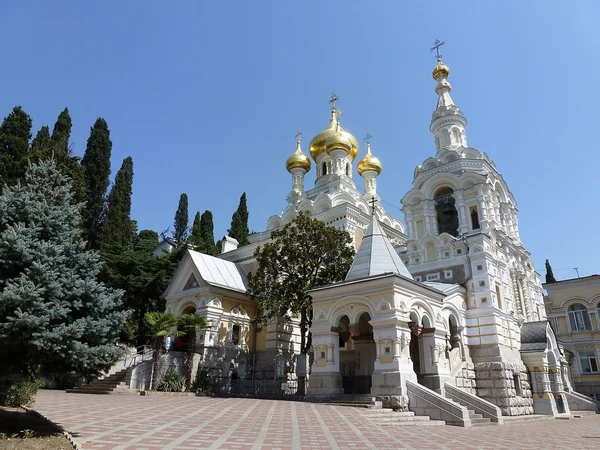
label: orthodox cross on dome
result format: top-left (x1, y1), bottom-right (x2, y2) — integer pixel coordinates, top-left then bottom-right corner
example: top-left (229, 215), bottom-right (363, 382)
top-left (329, 92), bottom-right (340, 109)
top-left (296, 129), bottom-right (302, 143)
top-left (370, 195), bottom-right (377, 218)
top-left (430, 39), bottom-right (445, 60)
top-left (364, 133), bottom-right (372, 145)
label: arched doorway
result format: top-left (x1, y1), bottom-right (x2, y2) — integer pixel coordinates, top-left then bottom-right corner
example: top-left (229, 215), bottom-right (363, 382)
top-left (340, 312), bottom-right (376, 394)
top-left (434, 187), bottom-right (459, 237)
top-left (409, 312), bottom-right (422, 381)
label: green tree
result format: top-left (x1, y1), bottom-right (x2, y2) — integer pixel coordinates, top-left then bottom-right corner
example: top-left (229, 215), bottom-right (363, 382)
top-left (102, 157), bottom-right (135, 250)
top-left (50, 107), bottom-right (72, 158)
top-left (0, 160), bottom-right (127, 389)
top-left (177, 313), bottom-right (210, 391)
top-left (200, 210), bottom-right (217, 255)
top-left (136, 229), bottom-right (159, 254)
top-left (31, 125), bottom-right (50, 151)
top-left (545, 259), bottom-right (557, 284)
top-left (144, 312), bottom-right (181, 390)
top-left (173, 193), bottom-right (189, 248)
top-left (81, 118), bottom-right (113, 249)
top-left (248, 213), bottom-right (355, 356)
top-left (0, 106), bottom-right (32, 185)
top-left (191, 211), bottom-right (202, 249)
top-left (100, 233), bottom-right (177, 347)
top-left (31, 108), bottom-right (85, 202)
top-left (228, 192), bottom-right (249, 246)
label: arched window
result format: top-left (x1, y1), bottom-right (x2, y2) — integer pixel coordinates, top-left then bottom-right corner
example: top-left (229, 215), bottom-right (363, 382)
top-left (452, 129), bottom-right (461, 145)
top-left (435, 136), bottom-right (441, 150)
top-left (471, 207), bottom-right (480, 230)
top-left (322, 162), bottom-right (327, 176)
top-left (448, 315), bottom-right (459, 349)
top-left (568, 304), bottom-right (592, 332)
top-left (232, 324), bottom-right (241, 345)
top-left (346, 163), bottom-right (350, 176)
top-left (434, 187), bottom-right (459, 237)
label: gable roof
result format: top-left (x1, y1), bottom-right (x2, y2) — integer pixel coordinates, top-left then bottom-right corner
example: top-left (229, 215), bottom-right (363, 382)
top-left (345, 219), bottom-right (413, 282)
top-left (188, 250), bottom-right (249, 293)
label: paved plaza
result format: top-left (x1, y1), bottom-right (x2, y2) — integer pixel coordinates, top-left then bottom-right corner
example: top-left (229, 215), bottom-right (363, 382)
top-left (34, 390), bottom-right (600, 450)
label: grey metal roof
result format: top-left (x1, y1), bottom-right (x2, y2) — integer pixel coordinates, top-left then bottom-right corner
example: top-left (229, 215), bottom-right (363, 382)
top-left (189, 250), bottom-right (249, 292)
top-left (345, 219), bottom-right (413, 282)
top-left (520, 320), bottom-right (549, 353)
top-left (422, 281), bottom-right (462, 294)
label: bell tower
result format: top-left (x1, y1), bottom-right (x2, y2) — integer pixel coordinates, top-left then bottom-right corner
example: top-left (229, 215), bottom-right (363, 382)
top-left (401, 41), bottom-right (545, 327)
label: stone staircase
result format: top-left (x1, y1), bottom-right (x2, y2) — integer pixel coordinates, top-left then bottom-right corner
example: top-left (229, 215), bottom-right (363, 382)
top-left (360, 409), bottom-right (446, 426)
top-left (67, 345), bottom-right (153, 395)
top-left (67, 369), bottom-right (140, 395)
top-left (463, 407), bottom-right (493, 426)
top-left (315, 395), bottom-right (445, 426)
top-left (318, 395), bottom-right (383, 409)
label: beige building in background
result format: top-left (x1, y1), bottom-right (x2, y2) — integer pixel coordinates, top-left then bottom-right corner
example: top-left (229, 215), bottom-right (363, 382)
top-left (544, 275), bottom-right (600, 401)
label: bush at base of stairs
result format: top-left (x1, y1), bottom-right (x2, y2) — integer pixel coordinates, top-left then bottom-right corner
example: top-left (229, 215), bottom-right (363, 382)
top-left (0, 378), bottom-right (44, 407)
top-left (157, 370), bottom-right (185, 392)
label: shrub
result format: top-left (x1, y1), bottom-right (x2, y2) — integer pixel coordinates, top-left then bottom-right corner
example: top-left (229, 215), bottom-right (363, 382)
top-left (192, 367), bottom-right (212, 395)
top-left (0, 378), bottom-right (44, 407)
top-left (157, 370), bottom-right (185, 392)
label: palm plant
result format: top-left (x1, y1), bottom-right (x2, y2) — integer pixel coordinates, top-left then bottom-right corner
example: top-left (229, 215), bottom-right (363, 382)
top-left (144, 312), bottom-right (181, 390)
top-left (177, 313), bottom-right (210, 391)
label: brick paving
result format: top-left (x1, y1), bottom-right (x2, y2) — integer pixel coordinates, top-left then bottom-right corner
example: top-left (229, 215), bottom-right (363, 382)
top-left (34, 390), bottom-right (600, 450)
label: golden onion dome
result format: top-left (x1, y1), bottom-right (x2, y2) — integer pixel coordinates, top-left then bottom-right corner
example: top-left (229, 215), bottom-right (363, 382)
top-left (357, 143), bottom-right (383, 176)
top-left (432, 59), bottom-right (450, 80)
top-left (325, 129), bottom-right (353, 155)
top-left (309, 110), bottom-right (360, 161)
top-left (286, 137), bottom-right (311, 173)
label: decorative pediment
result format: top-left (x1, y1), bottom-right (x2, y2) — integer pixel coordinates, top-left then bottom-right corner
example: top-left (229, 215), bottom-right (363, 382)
top-left (183, 274), bottom-right (200, 290)
top-left (231, 304), bottom-right (247, 316)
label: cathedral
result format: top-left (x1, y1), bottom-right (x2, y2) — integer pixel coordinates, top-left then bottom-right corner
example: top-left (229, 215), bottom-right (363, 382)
top-left (162, 47), bottom-right (597, 422)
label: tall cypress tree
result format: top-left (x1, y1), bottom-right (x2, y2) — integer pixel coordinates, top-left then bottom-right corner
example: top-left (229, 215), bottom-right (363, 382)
top-left (545, 259), bottom-right (557, 284)
top-left (0, 160), bottom-right (127, 381)
top-left (173, 193), bottom-right (189, 248)
top-left (50, 107), bottom-right (72, 158)
top-left (81, 118), bottom-right (112, 249)
top-left (200, 210), bottom-right (216, 255)
top-left (228, 192), bottom-right (249, 246)
top-left (102, 157), bottom-right (134, 250)
top-left (191, 211), bottom-right (202, 250)
top-left (31, 125), bottom-right (51, 151)
top-left (0, 106), bottom-right (33, 185)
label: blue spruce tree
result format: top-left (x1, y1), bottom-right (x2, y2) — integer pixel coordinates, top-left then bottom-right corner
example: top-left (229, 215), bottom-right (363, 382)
top-left (0, 160), bottom-right (128, 384)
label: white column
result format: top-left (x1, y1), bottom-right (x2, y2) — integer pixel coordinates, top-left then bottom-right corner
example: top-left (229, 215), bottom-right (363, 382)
top-left (424, 203), bottom-right (432, 234)
top-left (404, 207), bottom-right (414, 240)
top-left (477, 186), bottom-right (490, 232)
top-left (454, 192), bottom-right (468, 235)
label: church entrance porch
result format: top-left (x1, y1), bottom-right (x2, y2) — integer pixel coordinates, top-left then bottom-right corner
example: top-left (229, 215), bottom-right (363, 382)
top-left (338, 313), bottom-right (376, 394)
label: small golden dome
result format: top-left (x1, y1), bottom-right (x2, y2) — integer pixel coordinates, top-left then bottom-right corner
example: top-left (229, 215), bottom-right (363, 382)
top-left (357, 143), bottom-right (382, 176)
top-left (432, 59), bottom-right (450, 80)
top-left (286, 139), bottom-right (311, 173)
top-left (309, 110), bottom-right (360, 161)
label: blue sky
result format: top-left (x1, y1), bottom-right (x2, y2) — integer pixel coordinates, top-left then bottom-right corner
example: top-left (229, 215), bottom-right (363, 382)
top-left (1, 1), bottom-right (598, 280)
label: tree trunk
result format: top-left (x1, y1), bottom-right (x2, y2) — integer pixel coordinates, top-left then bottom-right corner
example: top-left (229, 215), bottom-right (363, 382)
top-left (298, 310), bottom-right (308, 396)
top-left (185, 330), bottom-right (196, 391)
top-left (150, 339), bottom-right (161, 390)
